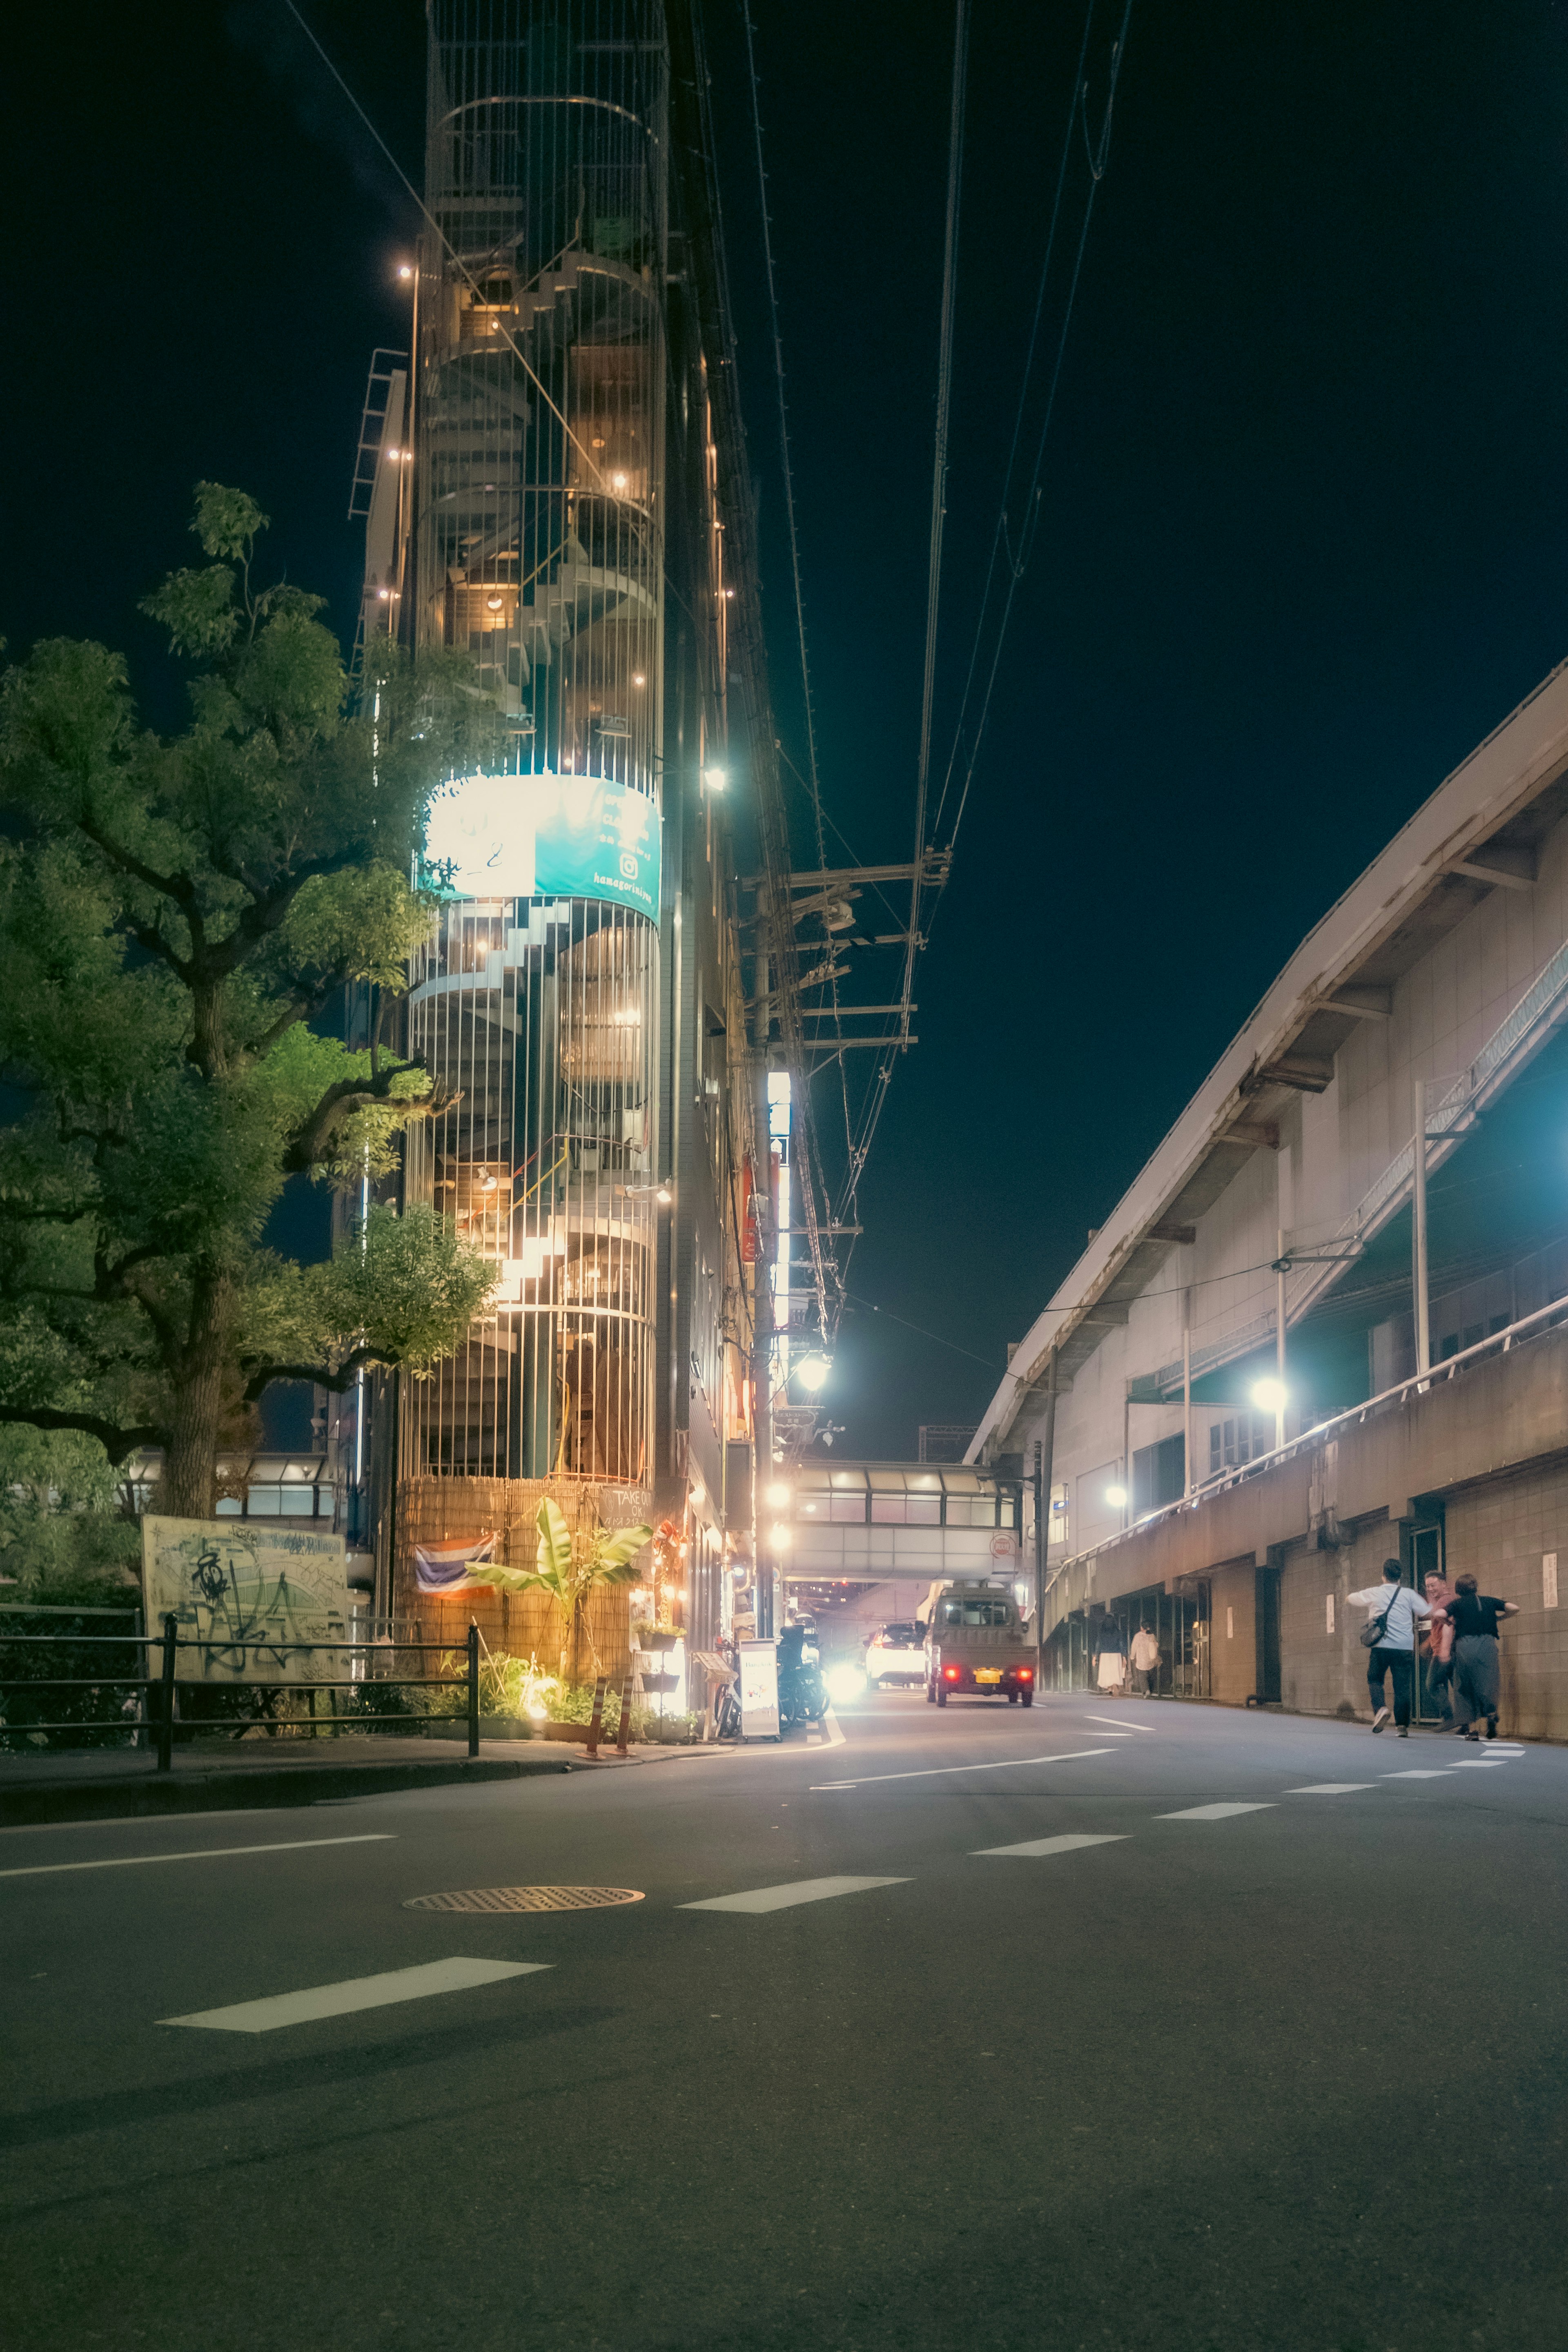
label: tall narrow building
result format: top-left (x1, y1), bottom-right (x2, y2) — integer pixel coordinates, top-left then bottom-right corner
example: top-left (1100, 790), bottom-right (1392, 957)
top-left (347, 0), bottom-right (773, 1677)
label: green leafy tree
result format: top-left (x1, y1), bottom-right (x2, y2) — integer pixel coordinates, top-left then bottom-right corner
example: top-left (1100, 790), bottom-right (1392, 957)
top-left (489, 1499), bottom-right (653, 1682)
top-left (0, 484), bottom-right (499, 1516)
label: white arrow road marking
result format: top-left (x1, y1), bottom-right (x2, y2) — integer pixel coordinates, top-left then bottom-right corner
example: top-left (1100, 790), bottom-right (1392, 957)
top-left (973, 1833), bottom-right (1129, 1859)
top-left (0, 1834), bottom-right (395, 1880)
top-left (680, 1875), bottom-right (908, 1915)
top-left (162, 1956), bottom-right (548, 2034)
top-left (1158, 1803), bottom-right (1275, 1821)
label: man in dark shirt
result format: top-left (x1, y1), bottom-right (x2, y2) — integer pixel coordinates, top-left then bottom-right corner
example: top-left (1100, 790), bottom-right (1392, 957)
top-left (1446, 1573), bottom-right (1519, 1741)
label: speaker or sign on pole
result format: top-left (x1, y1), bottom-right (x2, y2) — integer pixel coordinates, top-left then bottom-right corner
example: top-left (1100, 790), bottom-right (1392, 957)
top-left (738, 1638), bottom-right (780, 1740)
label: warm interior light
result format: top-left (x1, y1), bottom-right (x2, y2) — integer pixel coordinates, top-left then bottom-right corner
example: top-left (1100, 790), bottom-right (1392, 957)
top-left (612, 471), bottom-right (629, 490)
top-left (486, 592), bottom-right (504, 612)
top-left (632, 672), bottom-right (645, 686)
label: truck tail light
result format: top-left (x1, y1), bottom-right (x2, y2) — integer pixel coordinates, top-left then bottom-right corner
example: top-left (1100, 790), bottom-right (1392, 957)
top-left (1018, 1667), bottom-right (1034, 1681)
top-left (943, 1665), bottom-right (960, 1681)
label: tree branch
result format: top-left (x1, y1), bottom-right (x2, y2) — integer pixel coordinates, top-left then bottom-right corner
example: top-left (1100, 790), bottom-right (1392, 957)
top-left (0, 1405), bottom-right (164, 1463)
top-left (241, 1346), bottom-right (378, 1405)
top-left (280, 1058), bottom-right (431, 1173)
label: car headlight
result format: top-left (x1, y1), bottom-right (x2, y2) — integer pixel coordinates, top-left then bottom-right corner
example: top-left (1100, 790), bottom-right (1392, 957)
top-left (826, 1663), bottom-right (866, 1704)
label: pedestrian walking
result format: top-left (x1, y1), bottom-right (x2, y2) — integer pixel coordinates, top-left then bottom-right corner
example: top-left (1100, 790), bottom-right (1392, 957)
top-left (1421, 1570), bottom-right (1455, 1723)
top-left (1092, 1612), bottom-right (1128, 1695)
top-left (1445, 1573), bottom-right (1519, 1741)
top-left (1129, 1622), bottom-right (1160, 1696)
top-left (1348, 1559), bottom-right (1431, 1737)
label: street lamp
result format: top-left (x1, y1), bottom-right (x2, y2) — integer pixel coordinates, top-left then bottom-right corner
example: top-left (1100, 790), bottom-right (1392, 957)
top-left (764, 1481), bottom-right (791, 1508)
top-left (796, 1355), bottom-right (831, 1393)
top-left (1252, 1376), bottom-right (1287, 1451)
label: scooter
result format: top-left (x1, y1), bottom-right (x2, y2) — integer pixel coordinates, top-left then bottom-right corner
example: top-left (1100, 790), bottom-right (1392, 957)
top-left (776, 1624), bottom-right (829, 1730)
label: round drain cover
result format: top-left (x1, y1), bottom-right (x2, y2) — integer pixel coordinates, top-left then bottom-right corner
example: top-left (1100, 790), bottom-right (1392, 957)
top-left (403, 1884), bottom-right (645, 1914)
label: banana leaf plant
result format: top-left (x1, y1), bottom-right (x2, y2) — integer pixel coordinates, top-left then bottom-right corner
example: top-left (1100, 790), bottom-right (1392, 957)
top-left (488, 1500), bottom-right (653, 1682)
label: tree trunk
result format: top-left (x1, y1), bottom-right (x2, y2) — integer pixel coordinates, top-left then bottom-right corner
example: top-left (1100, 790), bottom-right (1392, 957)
top-left (161, 1270), bottom-right (230, 1519)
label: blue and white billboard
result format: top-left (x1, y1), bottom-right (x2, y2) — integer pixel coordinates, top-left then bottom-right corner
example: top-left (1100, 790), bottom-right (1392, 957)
top-left (423, 772), bottom-right (661, 919)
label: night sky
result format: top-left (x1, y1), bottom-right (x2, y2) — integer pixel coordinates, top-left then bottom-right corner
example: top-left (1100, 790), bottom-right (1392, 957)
top-left (5, 2), bottom-right (1567, 1460)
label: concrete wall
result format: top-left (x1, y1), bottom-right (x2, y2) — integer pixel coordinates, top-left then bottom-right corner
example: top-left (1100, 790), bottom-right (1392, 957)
top-left (1446, 1463), bottom-right (1568, 1741)
top-left (1046, 1321), bottom-right (1568, 1736)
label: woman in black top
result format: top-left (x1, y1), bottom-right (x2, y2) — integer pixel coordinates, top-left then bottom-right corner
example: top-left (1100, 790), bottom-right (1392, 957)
top-left (1446, 1573), bottom-right (1519, 1741)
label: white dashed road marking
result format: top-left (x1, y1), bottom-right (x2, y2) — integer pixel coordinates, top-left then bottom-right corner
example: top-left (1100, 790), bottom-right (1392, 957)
top-left (1383, 1770), bottom-right (1449, 1779)
top-left (972, 1833), bottom-right (1129, 1859)
top-left (1084, 1715), bottom-right (1156, 1732)
top-left (1158, 1803), bottom-right (1275, 1822)
top-left (680, 1876), bottom-right (908, 1915)
top-left (810, 1747), bottom-right (1114, 1792)
top-left (0, 1834), bottom-right (396, 1881)
top-left (1286, 1784), bottom-right (1373, 1795)
top-left (162, 1956), bottom-right (548, 2034)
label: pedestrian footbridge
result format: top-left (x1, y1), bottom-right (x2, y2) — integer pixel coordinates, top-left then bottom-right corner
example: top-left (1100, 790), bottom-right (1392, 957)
top-left (769, 1461), bottom-right (1027, 1591)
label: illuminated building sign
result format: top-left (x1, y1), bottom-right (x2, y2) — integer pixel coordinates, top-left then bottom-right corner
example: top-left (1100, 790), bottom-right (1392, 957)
top-left (423, 772), bottom-right (661, 918)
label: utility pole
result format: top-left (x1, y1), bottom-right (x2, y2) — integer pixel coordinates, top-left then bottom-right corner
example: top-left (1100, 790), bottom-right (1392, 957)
top-left (1274, 1232), bottom-right (1288, 1452)
top-left (1412, 1074), bottom-right (1431, 1379)
top-left (751, 882), bottom-right (774, 1638)
top-left (1182, 1285), bottom-right (1194, 1496)
top-left (1036, 1350), bottom-right (1058, 1694)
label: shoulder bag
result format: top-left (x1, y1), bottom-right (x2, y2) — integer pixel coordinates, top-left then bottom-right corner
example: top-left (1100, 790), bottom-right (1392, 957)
top-left (1359, 1586), bottom-right (1401, 1650)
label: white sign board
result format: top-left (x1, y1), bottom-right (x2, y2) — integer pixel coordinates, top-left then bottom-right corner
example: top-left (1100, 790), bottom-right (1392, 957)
top-left (738, 1637), bottom-right (780, 1740)
top-left (142, 1517), bottom-right (350, 1685)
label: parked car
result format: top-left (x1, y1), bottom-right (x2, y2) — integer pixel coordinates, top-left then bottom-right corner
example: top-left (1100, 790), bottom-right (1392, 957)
top-left (864, 1621), bottom-right (928, 1689)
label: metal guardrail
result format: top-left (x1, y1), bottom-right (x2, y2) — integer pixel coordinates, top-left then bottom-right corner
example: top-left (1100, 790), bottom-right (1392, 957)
top-left (1047, 1284), bottom-right (1568, 1599)
top-left (0, 1619), bottom-right (481, 1771)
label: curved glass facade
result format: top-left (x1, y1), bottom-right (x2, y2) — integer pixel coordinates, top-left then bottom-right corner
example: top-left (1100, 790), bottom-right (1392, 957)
top-left (404, 2), bottom-right (668, 1510)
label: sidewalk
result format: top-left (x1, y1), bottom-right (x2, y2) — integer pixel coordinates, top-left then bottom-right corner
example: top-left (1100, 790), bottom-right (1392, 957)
top-left (0, 1728), bottom-right (750, 1828)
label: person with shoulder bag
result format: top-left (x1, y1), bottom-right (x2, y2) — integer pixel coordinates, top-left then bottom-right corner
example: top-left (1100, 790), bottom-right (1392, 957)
top-left (1347, 1559), bottom-right (1431, 1737)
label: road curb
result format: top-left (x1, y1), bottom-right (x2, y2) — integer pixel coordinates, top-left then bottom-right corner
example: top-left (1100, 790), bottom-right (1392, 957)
top-left (0, 1753), bottom-right (577, 1828)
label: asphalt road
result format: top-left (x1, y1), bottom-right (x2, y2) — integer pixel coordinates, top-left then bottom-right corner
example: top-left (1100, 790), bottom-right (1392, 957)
top-left (4, 1692), bottom-right (1565, 2352)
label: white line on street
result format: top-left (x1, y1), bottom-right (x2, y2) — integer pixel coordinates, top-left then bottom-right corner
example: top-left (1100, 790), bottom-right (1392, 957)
top-left (1450, 1759), bottom-right (1510, 1769)
top-left (162, 1956), bottom-right (548, 2034)
top-left (1383, 1770), bottom-right (1449, 1778)
top-left (1286, 1784), bottom-right (1373, 1795)
top-left (679, 1875), bottom-right (908, 1915)
top-left (1158, 1803), bottom-right (1275, 1822)
top-left (0, 1833), bottom-right (396, 1881)
top-left (810, 1747), bottom-right (1114, 1792)
top-left (820, 1710), bottom-right (847, 1749)
top-left (1084, 1714), bottom-right (1156, 1731)
top-left (972, 1833), bottom-right (1129, 1859)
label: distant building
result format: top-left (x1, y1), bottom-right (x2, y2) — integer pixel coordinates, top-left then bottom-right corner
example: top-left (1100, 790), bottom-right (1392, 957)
top-left (338, 1), bottom-right (772, 1664)
top-left (972, 662), bottom-right (1568, 1740)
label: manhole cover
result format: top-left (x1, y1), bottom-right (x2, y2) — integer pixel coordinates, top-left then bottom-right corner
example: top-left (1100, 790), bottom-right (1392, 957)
top-left (403, 1885), bottom-right (645, 1914)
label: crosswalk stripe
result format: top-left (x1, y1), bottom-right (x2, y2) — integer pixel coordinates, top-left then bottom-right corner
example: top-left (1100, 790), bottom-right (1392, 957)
top-left (161, 1956), bottom-right (548, 2034)
top-left (1286, 1783), bottom-right (1373, 1795)
top-left (1157, 1803), bottom-right (1275, 1821)
top-left (972, 1833), bottom-right (1129, 1859)
top-left (679, 1875), bottom-right (908, 1915)
top-left (1383, 1769), bottom-right (1449, 1778)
